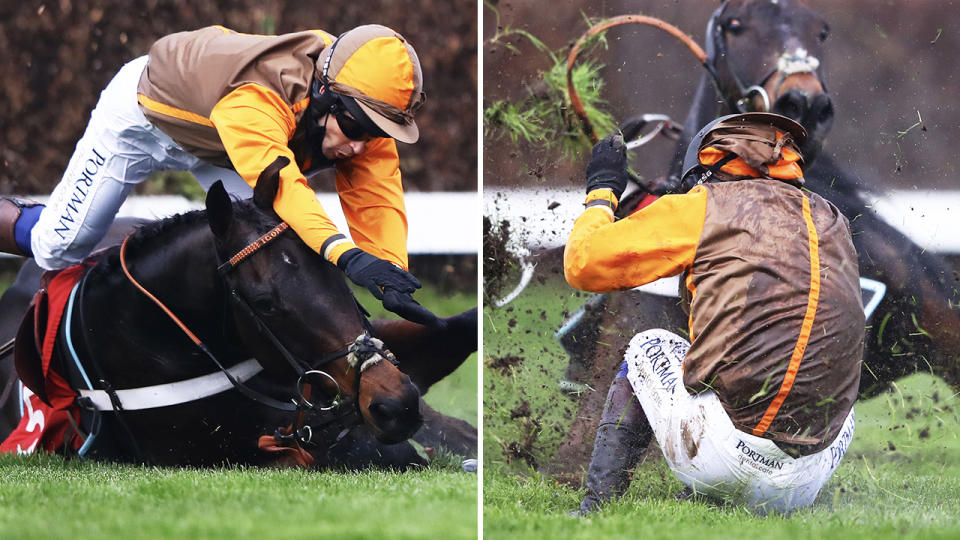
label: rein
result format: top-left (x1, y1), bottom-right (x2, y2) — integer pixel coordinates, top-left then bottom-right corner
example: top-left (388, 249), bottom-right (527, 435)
top-left (113, 221), bottom-right (391, 415)
top-left (566, 7), bottom-right (823, 143)
top-left (566, 14), bottom-right (707, 144)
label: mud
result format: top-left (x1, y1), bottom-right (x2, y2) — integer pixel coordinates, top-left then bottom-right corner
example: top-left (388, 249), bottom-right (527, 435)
top-left (487, 354), bottom-right (523, 376)
top-left (482, 216), bottom-right (515, 304)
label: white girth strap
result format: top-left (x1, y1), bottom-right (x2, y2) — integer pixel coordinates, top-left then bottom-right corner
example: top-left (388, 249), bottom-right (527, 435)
top-left (77, 358), bottom-right (263, 411)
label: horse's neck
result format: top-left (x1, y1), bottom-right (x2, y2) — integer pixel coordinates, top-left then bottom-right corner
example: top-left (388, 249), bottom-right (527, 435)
top-left (666, 73), bottom-right (730, 182)
top-left (118, 222), bottom-right (228, 339)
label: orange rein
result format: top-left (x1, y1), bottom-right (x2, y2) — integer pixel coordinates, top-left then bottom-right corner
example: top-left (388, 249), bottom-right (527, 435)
top-left (566, 14), bottom-right (708, 143)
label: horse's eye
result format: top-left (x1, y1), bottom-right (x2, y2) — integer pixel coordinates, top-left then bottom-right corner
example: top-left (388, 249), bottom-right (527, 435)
top-left (726, 18), bottom-right (745, 36)
top-left (252, 297), bottom-right (279, 316)
top-left (818, 24), bottom-right (830, 42)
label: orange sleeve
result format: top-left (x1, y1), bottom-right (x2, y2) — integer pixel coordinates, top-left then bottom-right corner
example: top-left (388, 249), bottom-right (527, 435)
top-left (209, 84), bottom-right (359, 264)
top-left (564, 186), bottom-right (708, 293)
top-left (334, 137), bottom-right (409, 269)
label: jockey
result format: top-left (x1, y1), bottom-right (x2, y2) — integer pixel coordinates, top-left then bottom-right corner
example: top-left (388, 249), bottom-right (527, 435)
top-left (564, 113), bottom-right (864, 515)
top-left (0, 24), bottom-right (440, 326)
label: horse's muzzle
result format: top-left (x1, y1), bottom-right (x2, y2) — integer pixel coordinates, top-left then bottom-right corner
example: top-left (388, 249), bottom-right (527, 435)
top-left (366, 381), bottom-right (423, 444)
top-left (773, 90), bottom-right (833, 165)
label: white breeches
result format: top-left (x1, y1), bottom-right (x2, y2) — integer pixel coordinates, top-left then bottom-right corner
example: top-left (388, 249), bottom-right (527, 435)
top-left (624, 329), bottom-right (855, 515)
top-left (31, 56), bottom-right (251, 270)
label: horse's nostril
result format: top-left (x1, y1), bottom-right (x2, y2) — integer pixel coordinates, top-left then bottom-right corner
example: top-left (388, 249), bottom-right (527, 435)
top-left (370, 402), bottom-right (393, 422)
top-left (818, 100), bottom-right (834, 124)
top-left (774, 91), bottom-right (809, 123)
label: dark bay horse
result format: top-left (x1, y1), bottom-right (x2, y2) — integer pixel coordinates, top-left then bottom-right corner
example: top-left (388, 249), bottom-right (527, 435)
top-left (550, 0), bottom-right (959, 476)
top-left (0, 157), bottom-right (476, 467)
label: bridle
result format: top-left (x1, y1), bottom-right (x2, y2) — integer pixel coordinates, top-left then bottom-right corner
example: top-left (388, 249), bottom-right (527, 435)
top-left (118, 221), bottom-right (396, 411)
top-left (212, 221), bottom-right (394, 410)
top-left (102, 220), bottom-right (398, 459)
top-left (704, 2), bottom-right (826, 114)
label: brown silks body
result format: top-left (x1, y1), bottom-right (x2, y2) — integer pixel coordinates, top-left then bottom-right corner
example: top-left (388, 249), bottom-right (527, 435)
top-left (566, 173), bottom-right (863, 454)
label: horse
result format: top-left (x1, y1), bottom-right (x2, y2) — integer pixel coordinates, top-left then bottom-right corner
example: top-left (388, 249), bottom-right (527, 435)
top-left (0, 156), bottom-right (476, 468)
top-left (549, 0), bottom-right (960, 477)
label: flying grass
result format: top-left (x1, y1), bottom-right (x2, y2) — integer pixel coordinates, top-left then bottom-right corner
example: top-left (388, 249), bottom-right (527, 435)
top-left (483, 2), bottom-right (618, 158)
top-left (483, 273), bottom-right (960, 538)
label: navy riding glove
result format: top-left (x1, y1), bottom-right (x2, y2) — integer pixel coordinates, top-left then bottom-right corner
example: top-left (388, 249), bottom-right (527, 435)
top-left (337, 248), bottom-right (445, 328)
top-left (585, 134), bottom-right (630, 200)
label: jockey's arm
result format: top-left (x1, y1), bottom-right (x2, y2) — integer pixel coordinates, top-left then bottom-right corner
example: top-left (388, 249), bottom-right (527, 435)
top-left (563, 187), bottom-right (708, 293)
top-left (334, 138), bottom-right (409, 270)
top-left (209, 83), bottom-right (360, 265)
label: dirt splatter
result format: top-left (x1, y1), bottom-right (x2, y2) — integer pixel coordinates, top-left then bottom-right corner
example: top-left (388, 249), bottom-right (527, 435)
top-left (488, 354), bottom-right (523, 376)
top-left (482, 216), bottom-right (516, 304)
top-left (510, 400), bottom-right (532, 419)
top-left (503, 416), bottom-right (542, 468)
top-left (918, 427), bottom-right (930, 439)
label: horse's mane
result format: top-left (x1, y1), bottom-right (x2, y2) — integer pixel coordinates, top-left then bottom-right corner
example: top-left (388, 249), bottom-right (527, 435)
top-left (90, 199), bottom-right (276, 274)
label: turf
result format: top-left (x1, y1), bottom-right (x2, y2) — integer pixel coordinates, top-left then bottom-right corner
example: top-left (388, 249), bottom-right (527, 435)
top-left (483, 275), bottom-right (960, 539)
top-left (0, 454), bottom-right (477, 540)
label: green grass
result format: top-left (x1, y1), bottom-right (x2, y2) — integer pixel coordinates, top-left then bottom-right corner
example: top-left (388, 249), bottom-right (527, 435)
top-left (0, 454), bottom-right (476, 540)
top-left (484, 274), bottom-right (593, 472)
top-left (483, 275), bottom-right (960, 538)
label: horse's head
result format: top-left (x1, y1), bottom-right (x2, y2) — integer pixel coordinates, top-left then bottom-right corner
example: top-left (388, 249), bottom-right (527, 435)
top-left (205, 157), bottom-right (422, 444)
top-left (707, 0), bottom-right (833, 163)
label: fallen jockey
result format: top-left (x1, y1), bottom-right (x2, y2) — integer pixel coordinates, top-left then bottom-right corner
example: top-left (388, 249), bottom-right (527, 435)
top-left (563, 113), bottom-right (864, 515)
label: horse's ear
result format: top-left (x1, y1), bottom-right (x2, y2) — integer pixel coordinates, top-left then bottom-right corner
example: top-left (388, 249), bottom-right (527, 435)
top-left (253, 156), bottom-right (290, 211)
top-left (206, 180), bottom-right (233, 239)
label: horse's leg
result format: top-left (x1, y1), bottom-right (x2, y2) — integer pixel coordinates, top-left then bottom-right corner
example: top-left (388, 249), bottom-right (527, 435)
top-left (412, 400), bottom-right (477, 458)
top-left (371, 307), bottom-right (478, 394)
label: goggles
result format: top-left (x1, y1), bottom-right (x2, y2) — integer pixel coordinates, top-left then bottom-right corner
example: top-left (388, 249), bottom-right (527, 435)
top-left (334, 109), bottom-right (373, 142)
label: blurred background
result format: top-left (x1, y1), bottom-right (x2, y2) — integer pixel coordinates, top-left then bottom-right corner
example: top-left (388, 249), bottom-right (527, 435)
top-left (484, 0), bottom-right (959, 191)
top-left (0, 0), bottom-right (477, 193)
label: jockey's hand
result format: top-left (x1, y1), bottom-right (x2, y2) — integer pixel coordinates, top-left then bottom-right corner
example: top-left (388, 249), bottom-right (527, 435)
top-left (585, 133), bottom-right (629, 199)
top-left (338, 248), bottom-right (445, 328)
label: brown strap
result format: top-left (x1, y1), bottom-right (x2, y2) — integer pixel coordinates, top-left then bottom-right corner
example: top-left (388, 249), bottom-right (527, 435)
top-left (257, 425), bottom-right (315, 468)
top-left (221, 222), bottom-right (290, 270)
top-left (121, 236), bottom-right (204, 346)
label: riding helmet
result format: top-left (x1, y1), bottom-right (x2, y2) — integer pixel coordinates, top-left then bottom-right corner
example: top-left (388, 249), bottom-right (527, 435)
top-left (307, 25), bottom-right (424, 153)
top-left (679, 112), bottom-right (808, 190)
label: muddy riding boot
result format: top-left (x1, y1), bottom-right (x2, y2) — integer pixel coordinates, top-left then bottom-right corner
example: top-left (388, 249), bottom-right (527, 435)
top-left (574, 375), bottom-right (653, 516)
top-left (0, 198), bottom-right (43, 257)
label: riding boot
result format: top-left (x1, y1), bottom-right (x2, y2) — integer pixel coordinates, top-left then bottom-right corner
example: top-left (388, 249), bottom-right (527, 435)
top-left (0, 198), bottom-right (43, 257)
top-left (574, 374), bottom-right (653, 516)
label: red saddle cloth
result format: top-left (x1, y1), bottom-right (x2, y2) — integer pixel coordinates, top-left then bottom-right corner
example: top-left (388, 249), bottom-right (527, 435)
top-left (1, 264), bottom-right (90, 455)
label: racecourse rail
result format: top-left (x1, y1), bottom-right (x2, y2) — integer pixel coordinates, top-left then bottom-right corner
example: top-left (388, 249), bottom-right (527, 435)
top-left (486, 187), bottom-right (960, 254)
top-left (1, 192), bottom-right (480, 257)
